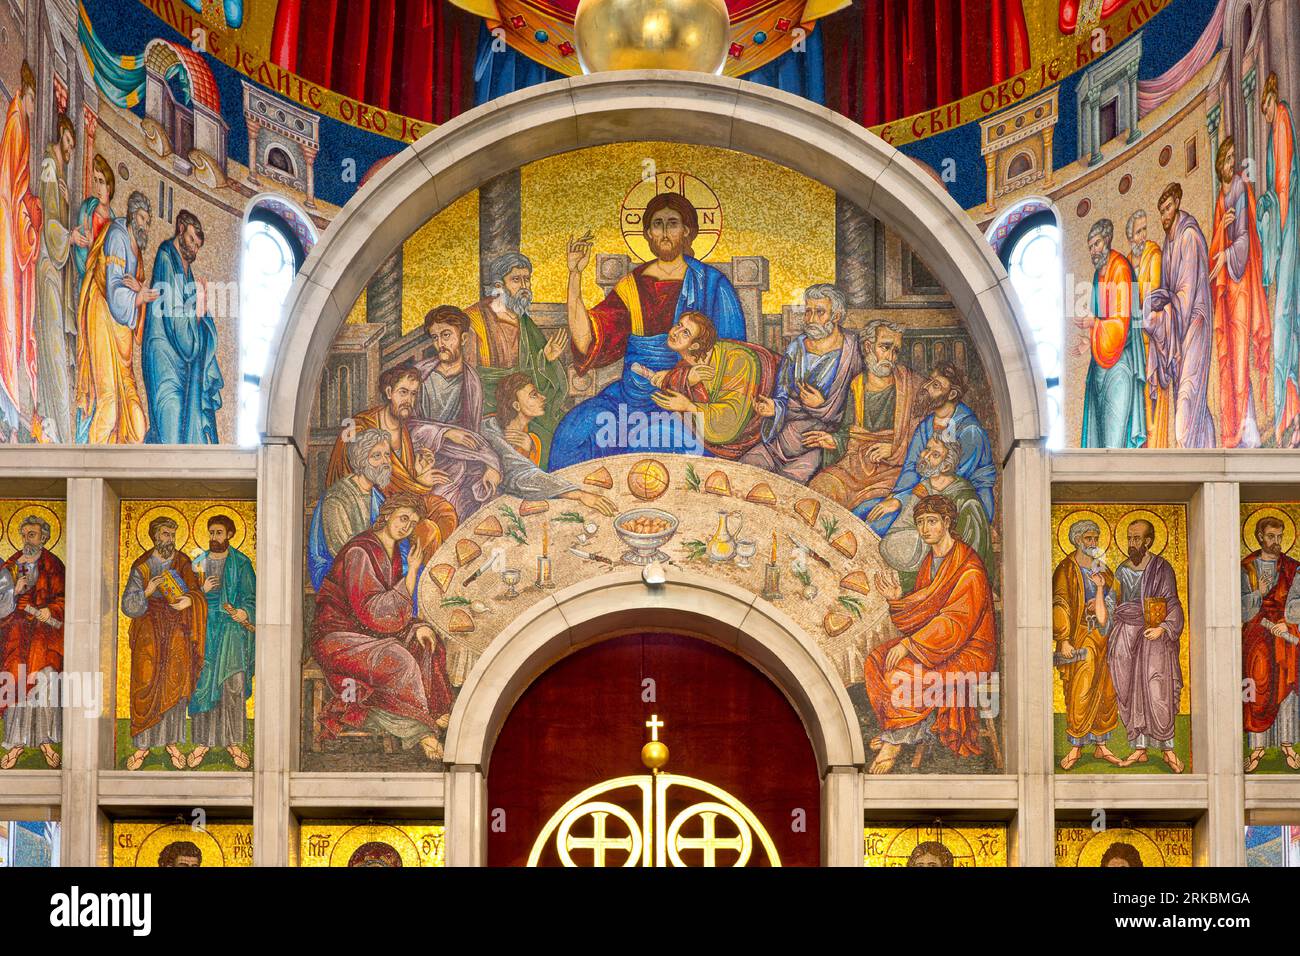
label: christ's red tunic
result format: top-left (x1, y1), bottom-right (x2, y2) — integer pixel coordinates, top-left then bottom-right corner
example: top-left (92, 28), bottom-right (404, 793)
top-left (574, 266), bottom-right (681, 375)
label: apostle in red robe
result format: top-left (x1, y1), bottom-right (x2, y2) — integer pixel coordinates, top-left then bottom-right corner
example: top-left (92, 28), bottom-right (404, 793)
top-left (863, 494), bottom-right (997, 773)
top-left (1210, 137), bottom-right (1272, 448)
top-left (0, 514), bottom-right (64, 769)
top-left (1242, 514), bottom-right (1300, 771)
top-left (311, 493), bottom-right (451, 762)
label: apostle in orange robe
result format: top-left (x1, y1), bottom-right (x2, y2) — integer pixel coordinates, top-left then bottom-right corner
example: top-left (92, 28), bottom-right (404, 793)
top-left (863, 495), bottom-right (997, 773)
top-left (1210, 137), bottom-right (1271, 448)
top-left (1127, 210), bottom-right (1169, 447)
top-left (325, 363), bottom-right (458, 554)
top-left (0, 63), bottom-right (40, 437)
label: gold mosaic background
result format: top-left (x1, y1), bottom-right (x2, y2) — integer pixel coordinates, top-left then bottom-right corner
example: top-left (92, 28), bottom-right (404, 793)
top-left (299, 822), bottom-right (446, 867)
top-left (1055, 825), bottom-right (1194, 867)
top-left (347, 143), bottom-right (836, 333)
top-left (1240, 502), bottom-right (1300, 560)
top-left (864, 823), bottom-right (1007, 867)
top-left (112, 821), bottom-right (254, 867)
top-left (114, 499), bottom-right (257, 720)
top-left (1050, 502), bottom-right (1191, 715)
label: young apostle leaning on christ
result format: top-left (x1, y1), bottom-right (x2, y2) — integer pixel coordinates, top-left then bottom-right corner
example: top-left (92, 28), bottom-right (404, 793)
top-left (311, 493), bottom-right (452, 762)
top-left (862, 494), bottom-right (997, 775)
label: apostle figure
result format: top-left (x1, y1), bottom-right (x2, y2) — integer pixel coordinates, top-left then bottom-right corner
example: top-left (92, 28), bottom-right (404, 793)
top-left (862, 495), bottom-right (997, 774)
top-left (74, 190), bottom-right (159, 444)
top-left (35, 115), bottom-right (77, 443)
top-left (1078, 218), bottom-right (1146, 448)
top-left (121, 515), bottom-right (207, 771)
top-left (0, 63), bottom-right (39, 439)
top-left (187, 514), bottom-right (254, 769)
top-left (1144, 183), bottom-right (1215, 448)
top-left (464, 251), bottom-right (568, 465)
top-left (1241, 514), bottom-right (1300, 772)
top-left (646, 310), bottom-right (778, 459)
top-left (550, 192), bottom-right (745, 468)
top-left (0, 515), bottom-right (64, 769)
top-left (1052, 518), bottom-right (1120, 770)
top-left (71, 154), bottom-right (116, 302)
top-left (1108, 518), bottom-right (1186, 772)
top-left (324, 363), bottom-right (458, 554)
top-left (143, 210), bottom-right (223, 444)
top-left (860, 362), bottom-right (996, 532)
top-left (309, 428), bottom-right (392, 590)
top-left (741, 284), bottom-right (862, 481)
top-left (311, 493), bottom-right (451, 762)
top-left (1258, 73), bottom-right (1300, 446)
top-left (1127, 210), bottom-right (1167, 448)
top-left (1210, 137), bottom-right (1270, 449)
top-left (481, 372), bottom-right (617, 513)
top-left (809, 320), bottom-right (923, 509)
top-left (409, 306), bottom-right (501, 518)
top-left (878, 435), bottom-right (992, 590)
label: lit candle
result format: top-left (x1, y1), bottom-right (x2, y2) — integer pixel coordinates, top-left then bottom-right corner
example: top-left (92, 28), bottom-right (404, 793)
top-left (542, 521), bottom-right (549, 557)
top-left (770, 531), bottom-right (777, 564)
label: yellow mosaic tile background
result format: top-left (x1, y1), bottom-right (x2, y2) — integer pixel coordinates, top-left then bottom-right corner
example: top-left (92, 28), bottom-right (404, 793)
top-left (299, 822), bottom-right (446, 867)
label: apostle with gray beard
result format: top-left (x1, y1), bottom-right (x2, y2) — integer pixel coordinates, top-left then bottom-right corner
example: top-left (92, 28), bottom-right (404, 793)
top-left (121, 516), bottom-right (207, 770)
top-left (0, 515), bottom-right (65, 769)
top-left (741, 283), bottom-right (863, 482)
top-left (878, 434), bottom-right (992, 590)
top-left (306, 427), bottom-right (395, 592)
top-left (463, 252), bottom-right (570, 466)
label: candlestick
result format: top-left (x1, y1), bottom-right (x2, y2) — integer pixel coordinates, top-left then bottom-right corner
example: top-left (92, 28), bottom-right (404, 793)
top-left (542, 521), bottom-right (549, 557)
top-left (770, 531), bottom-right (777, 563)
top-left (536, 554), bottom-right (554, 589)
top-left (762, 561), bottom-right (782, 601)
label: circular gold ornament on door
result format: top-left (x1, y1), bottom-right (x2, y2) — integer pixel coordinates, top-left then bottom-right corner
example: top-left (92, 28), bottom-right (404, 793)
top-left (574, 0), bottom-right (730, 75)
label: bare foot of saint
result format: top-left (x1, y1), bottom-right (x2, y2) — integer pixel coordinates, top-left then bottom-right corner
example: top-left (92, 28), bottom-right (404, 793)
top-left (1246, 747), bottom-right (1267, 772)
top-left (165, 744), bottom-right (186, 770)
top-left (1059, 746), bottom-right (1082, 770)
top-left (1093, 745), bottom-right (1121, 766)
top-left (227, 745), bottom-right (251, 769)
top-left (39, 743), bottom-right (59, 768)
top-left (1161, 749), bottom-right (1184, 773)
top-left (187, 746), bottom-right (209, 768)
top-left (125, 748), bottom-right (149, 771)
top-left (868, 742), bottom-right (901, 774)
top-left (419, 734), bottom-right (444, 762)
top-left (0, 746), bottom-right (22, 770)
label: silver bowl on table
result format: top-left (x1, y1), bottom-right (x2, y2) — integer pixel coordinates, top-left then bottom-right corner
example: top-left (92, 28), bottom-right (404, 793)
top-left (613, 508), bottom-right (679, 565)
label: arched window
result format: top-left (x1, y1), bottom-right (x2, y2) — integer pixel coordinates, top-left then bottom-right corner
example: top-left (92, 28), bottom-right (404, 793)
top-left (267, 146), bottom-right (294, 174)
top-left (996, 206), bottom-right (1065, 449)
top-left (239, 202), bottom-right (310, 446)
top-left (1007, 151), bottom-right (1034, 180)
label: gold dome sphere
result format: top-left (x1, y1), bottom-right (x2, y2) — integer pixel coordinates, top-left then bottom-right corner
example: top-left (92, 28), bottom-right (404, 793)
top-left (641, 740), bottom-right (670, 770)
top-left (574, 0), bottom-right (731, 75)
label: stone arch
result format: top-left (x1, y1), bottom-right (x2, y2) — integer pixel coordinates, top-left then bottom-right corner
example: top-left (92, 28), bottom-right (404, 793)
top-left (260, 72), bottom-right (1047, 452)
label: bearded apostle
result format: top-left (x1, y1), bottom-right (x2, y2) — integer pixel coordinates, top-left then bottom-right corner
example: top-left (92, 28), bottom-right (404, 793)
top-left (121, 516), bottom-right (207, 771)
top-left (74, 190), bottom-right (159, 444)
top-left (310, 428), bottom-right (393, 590)
top-left (1108, 519), bottom-right (1186, 772)
top-left (1210, 137), bottom-right (1271, 448)
top-left (1079, 218), bottom-right (1146, 448)
top-left (741, 284), bottom-right (863, 481)
top-left (862, 495), bottom-right (997, 774)
top-left (0, 515), bottom-right (64, 769)
top-left (550, 192), bottom-right (745, 468)
top-left (809, 320), bottom-right (924, 509)
top-left (860, 362), bottom-right (996, 532)
top-left (1127, 210), bottom-right (1168, 447)
top-left (35, 115), bottom-right (77, 443)
top-left (311, 493), bottom-right (451, 762)
top-left (878, 435), bottom-right (992, 590)
top-left (0, 63), bottom-right (39, 438)
top-left (187, 514), bottom-right (254, 770)
top-left (1053, 518), bottom-right (1121, 770)
top-left (324, 363), bottom-right (458, 554)
top-left (647, 311), bottom-right (778, 458)
top-left (1241, 515), bottom-right (1300, 772)
top-left (464, 251), bottom-right (568, 465)
top-left (143, 210), bottom-right (224, 444)
top-left (1259, 73), bottom-right (1300, 445)
top-left (1144, 183), bottom-right (1216, 448)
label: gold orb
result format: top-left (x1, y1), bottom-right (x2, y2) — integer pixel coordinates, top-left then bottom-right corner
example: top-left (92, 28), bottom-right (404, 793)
top-left (641, 740), bottom-right (670, 769)
top-left (574, 0), bottom-right (731, 75)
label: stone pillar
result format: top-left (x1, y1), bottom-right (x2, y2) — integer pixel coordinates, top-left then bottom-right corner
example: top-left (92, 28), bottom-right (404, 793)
top-left (834, 195), bottom-right (874, 308)
top-left (445, 764), bottom-right (487, 866)
top-left (366, 249), bottom-right (405, 348)
top-left (478, 169), bottom-right (522, 296)
top-left (252, 439), bottom-right (305, 866)
top-left (1126, 63), bottom-right (1142, 143)
top-left (821, 766), bottom-right (863, 867)
top-left (61, 477), bottom-right (115, 866)
top-left (1242, 69), bottom-right (1258, 163)
top-left (1003, 441), bottom-right (1054, 866)
top-left (245, 118), bottom-right (262, 188)
top-left (1087, 91), bottom-right (1103, 166)
top-left (302, 144), bottom-right (318, 209)
top-left (1190, 482), bottom-right (1245, 866)
top-left (1042, 127), bottom-right (1056, 187)
top-left (1207, 105), bottom-right (1223, 162)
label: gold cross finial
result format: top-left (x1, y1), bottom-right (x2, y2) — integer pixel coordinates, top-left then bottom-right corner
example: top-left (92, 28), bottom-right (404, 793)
top-left (645, 714), bottom-right (665, 742)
